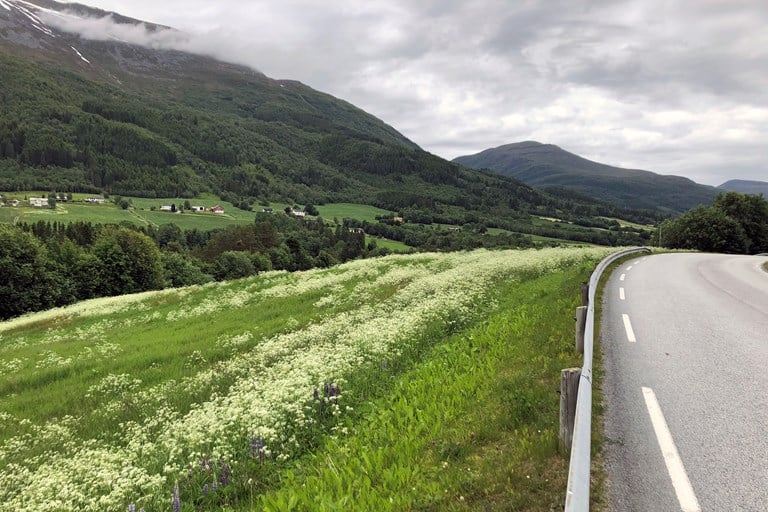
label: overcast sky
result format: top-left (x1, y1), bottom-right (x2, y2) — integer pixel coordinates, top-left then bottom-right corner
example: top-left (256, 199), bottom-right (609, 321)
top-left (59, 0), bottom-right (767, 186)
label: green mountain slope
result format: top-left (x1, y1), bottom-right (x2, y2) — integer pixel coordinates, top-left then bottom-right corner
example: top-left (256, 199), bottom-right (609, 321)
top-left (453, 141), bottom-right (719, 213)
top-left (718, 179), bottom-right (768, 196)
top-left (0, 1), bottom-right (659, 242)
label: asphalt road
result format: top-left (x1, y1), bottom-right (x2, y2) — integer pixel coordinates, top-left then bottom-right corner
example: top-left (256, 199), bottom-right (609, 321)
top-left (601, 253), bottom-right (768, 512)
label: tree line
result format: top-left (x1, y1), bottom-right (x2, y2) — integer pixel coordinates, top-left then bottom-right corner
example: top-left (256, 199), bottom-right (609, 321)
top-left (661, 192), bottom-right (768, 254)
top-left (0, 213), bottom-right (373, 320)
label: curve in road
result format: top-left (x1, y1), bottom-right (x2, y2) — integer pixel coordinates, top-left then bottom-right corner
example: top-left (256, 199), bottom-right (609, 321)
top-left (601, 253), bottom-right (768, 511)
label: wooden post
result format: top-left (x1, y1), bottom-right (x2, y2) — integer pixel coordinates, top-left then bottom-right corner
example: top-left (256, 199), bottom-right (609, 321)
top-left (559, 368), bottom-right (581, 453)
top-left (575, 306), bottom-right (587, 354)
top-left (581, 283), bottom-right (589, 306)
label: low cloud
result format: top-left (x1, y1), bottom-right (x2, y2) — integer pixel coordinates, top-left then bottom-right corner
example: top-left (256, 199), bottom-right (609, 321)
top-left (43, 1), bottom-right (768, 185)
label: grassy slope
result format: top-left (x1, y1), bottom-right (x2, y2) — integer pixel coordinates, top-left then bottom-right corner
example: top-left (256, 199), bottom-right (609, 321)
top-left (0, 247), bottom-right (611, 511)
top-left (259, 264), bottom-right (595, 511)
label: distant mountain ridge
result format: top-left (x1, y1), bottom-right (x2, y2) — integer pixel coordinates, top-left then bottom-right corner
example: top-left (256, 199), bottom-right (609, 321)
top-left (718, 179), bottom-right (768, 196)
top-left (454, 141), bottom-right (719, 213)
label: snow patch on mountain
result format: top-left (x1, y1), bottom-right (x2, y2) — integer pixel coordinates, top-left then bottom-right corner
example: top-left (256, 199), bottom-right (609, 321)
top-left (70, 45), bottom-right (89, 63)
top-left (0, 0), bottom-right (11, 12)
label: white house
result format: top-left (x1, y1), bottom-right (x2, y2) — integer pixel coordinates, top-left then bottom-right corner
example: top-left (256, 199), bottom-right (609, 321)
top-left (291, 209), bottom-right (306, 217)
top-left (160, 205), bottom-right (173, 211)
top-left (85, 197), bottom-right (106, 203)
top-left (29, 197), bottom-right (49, 207)
top-left (191, 206), bottom-right (205, 212)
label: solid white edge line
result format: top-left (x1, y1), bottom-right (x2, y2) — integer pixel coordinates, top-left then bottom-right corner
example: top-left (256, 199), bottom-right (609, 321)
top-left (620, 273), bottom-right (626, 281)
top-left (619, 287), bottom-right (625, 300)
top-left (642, 387), bottom-right (702, 512)
top-left (622, 314), bottom-right (636, 342)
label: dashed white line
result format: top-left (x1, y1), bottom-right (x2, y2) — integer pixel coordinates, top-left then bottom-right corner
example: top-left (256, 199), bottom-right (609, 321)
top-left (642, 387), bottom-right (701, 512)
top-left (622, 314), bottom-right (636, 342)
top-left (627, 265), bottom-right (633, 271)
top-left (620, 273), bottom-right (626, 281)
top-left (620, 287), bottom-right (625, 300)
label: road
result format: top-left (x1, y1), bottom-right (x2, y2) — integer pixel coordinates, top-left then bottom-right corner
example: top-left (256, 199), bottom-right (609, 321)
top-left (601, 253), bottom-right (768, 512)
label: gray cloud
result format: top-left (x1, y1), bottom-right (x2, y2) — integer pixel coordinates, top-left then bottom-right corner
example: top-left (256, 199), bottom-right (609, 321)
top-left (50, 0), bottom-right (768, 185)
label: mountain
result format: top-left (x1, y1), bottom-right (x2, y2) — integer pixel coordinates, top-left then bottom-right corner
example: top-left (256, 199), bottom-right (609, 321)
top-left (0, 0), bottom-right (660, 249)
top-left (453, 141), bottom-right (719, 213)
top-left (718, 179), bottom-right (768, 196)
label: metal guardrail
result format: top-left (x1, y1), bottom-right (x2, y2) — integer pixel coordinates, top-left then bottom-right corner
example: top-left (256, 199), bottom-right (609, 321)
top-left (564, 247), bottom-right (652, 511)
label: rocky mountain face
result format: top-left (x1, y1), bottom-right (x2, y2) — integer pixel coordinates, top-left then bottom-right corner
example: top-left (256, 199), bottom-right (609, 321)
top-left (454, 141), bottom-right (719, 213)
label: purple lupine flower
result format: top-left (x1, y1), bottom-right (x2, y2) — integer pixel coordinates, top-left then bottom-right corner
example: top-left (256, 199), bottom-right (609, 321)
top-left (212, 481), bottom-right (219, 491)
top-left (323, 382), bottom-right (329, 397)
top-left (172, 483), bottom-right (181, 512)
top-left (313, 387), bottom-right (319, 400)
top-left (128, 504), bottom-right (136, 512)
top-left (221, 463), bottom-right (231, 487)
top-left (202, 483), bottom-right (209, 495)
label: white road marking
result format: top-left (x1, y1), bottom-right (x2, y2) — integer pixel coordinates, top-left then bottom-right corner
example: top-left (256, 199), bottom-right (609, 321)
top-left (642, 387), bottom-right (701, 512)
top-left (620, 287), bottom-right (625, 300)
top-left (627, 265), bottom-right (633, 271)
top-left (622, 314), bottom-right (636, 342)
top-left (620, 273), bottom-right (626, 281)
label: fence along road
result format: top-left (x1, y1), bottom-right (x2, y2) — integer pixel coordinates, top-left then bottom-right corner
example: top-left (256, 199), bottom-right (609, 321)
top-left (601, 253), bottom-right (768, 511)
top-left (563, 247), bottom-right (650, 511)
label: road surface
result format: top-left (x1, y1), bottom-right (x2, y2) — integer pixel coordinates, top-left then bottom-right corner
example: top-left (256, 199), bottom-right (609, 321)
top-left (601, 252), bottom-right (768, 511)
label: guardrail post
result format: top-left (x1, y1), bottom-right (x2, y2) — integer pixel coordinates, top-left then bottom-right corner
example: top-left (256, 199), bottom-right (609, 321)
top-left (581, 283), bottom-right (589, 306)
top-left (575, 306), bottom-right (587, 354)
top-left (559, 367), bottom-right (581, 453)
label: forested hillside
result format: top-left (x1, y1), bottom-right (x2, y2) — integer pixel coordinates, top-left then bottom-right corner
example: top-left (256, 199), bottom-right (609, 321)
top-left (0, 0), bottom-right (664, 230)
top-left (454, 141), bottom-right (719, 212)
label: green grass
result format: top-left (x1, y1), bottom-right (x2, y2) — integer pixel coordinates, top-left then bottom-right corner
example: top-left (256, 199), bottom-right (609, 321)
top-left (367, 235), bottom-right (412, 252)
top-left (2, 193), bottom-right (405, 236)
top-left (0, 247), bottom-right (610, 511)
top-left (598, 216), bottom-right (654, 230)
top-left (258, 265), bottom-right (592, 511)
top-left (316, 203), bottom-right (394, 223)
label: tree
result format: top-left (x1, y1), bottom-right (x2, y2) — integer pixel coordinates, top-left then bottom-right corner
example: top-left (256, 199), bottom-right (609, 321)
top-left (157, 223), bottom-right (185, 250)
top-left (213, 251), bottom-right (255, 280)
top-left (0, 225), bottom-right (58, 319)
top-left (93, 226), bottom-right (164, 295)
top-left (712, 192), bottom-right (768, 253)
top-left (161, 252), bottom-right (212, 287)
top-left (661, 206), bottom-right (748, 253)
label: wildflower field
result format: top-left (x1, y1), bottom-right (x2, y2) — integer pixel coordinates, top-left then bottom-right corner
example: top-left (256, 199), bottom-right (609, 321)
top-left (0, 247), bottom-right (611, 511)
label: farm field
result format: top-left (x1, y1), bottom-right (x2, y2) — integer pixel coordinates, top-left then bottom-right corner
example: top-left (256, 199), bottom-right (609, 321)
top-left (315, 203), bottom-right (394, 223)
top-left (0, 246), bottom-right (612, 511)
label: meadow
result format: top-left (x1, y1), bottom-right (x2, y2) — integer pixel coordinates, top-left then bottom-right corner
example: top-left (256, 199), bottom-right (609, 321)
top-left (0, 247), bottom-right (612, 511)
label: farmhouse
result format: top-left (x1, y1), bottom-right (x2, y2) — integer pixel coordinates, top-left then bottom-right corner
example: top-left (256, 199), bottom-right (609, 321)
top-left (160, 205), bottom-right (173, 211)
top-left (262, 207), bottom-right (273, 213)
top-left (191, 206), bottom-right (205, 212)
top-left (210, 205), bottom-right (225, 214)
top-left (291, 209), bottom-right (306, 217)
top-left (348, 227), bottom-right (365, 234)
top-left (29, 197), bottom-right (48, 207)
top-left (85, 197), bottom-right (106, 203)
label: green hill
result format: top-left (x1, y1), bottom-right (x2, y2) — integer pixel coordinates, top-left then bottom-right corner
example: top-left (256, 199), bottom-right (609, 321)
top-left (0, 1), bottom-right (660, 245)
top-left (718, 179), bottom-right (768, 196)
top-left (453, 141), bottom-right (719, 213)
